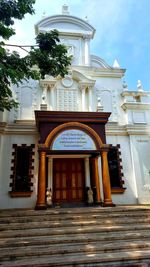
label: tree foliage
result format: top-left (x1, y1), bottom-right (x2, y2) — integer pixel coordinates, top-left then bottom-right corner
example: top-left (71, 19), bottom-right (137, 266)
top-left (0, 0), bottom-right (72, 111)
top-left (29, 31), bottom-right (71, 79)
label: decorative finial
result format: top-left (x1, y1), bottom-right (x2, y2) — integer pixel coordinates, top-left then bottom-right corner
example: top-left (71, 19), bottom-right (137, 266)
top-left (42, 11), bottom-right (46, 18)
top-left (137, 80), bottom-right (143, 92)
top-left (85, 16), bottom-right (89, 22)
top-left (97, 97), bottom-right (103, 112)
top-left (62, 4), bottom-right (69, 15)
top-left (122, 80), bottom-right (128, 91)
top-left (113, 59), bottom-right (120, 68)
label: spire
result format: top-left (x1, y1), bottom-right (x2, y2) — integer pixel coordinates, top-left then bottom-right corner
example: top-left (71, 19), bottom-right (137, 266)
top-left (62, 4), bottom-right (70, 15)
top-left (113, 59), bottom-right (120, 68)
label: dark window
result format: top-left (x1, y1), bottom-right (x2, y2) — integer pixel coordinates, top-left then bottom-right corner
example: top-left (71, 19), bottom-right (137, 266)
top-left (15, 147), bottom-right (31, 191)
top-left (10, 144), bottom-right (35, 195)
top-left (108, 146), bottom-right (124, 188)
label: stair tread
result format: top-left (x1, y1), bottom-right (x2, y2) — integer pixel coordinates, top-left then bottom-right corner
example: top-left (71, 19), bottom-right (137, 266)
top-left (1, 249), bottom-right (150, 267)
top-left (1, 218), bottom-right (150, 231)
top-left (0, 229), bottom-right (150, 248)
top-left (1, 240), bottom-right (150, 259)
top-left (0, 206), bottom-right (150, 218)
top-left (1, 210), bottom-right (150, 220)
top-left (1, 224), bottom-right (150, 238)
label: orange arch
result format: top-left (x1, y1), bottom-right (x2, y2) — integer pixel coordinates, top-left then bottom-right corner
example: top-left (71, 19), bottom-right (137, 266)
top-left (45, 122), bottom-right (103, 149)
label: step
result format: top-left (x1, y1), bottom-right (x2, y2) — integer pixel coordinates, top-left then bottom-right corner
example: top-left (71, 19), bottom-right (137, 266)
top-left (1, 211), bottom-right (150, 225)
top-left (0, 206), bottom-right (150, 218)
top-left (1, 249), bottom-right (150, 267)
top-left (1, 216), bottom-right (150, 231)
top-left (1, 223), bottom-right (150, 239)
top-left (1, 229), bottom-right (150, 248)
top-left (1, 240), bottom-right (150, 260)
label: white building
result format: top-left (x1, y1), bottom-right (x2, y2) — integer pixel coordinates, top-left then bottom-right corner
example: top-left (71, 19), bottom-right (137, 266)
top-left (0, 5), bottom-right (150, 209)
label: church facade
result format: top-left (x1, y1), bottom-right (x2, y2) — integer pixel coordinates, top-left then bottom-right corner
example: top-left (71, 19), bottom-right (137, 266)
top-left (0, 5), bottom-right (150, 209)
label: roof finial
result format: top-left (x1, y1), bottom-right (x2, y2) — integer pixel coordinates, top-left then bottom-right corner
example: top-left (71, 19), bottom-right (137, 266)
top-left (97, 97), bottom-right (103, 112)
top-left (85, 16), bottom-right (89, 22)
top-left (137, 80), bottom-right (143, 92)
top-left (122, 80), bottom-right (128, 91)
top-left (42, 11), bottom-right (46, 18)
top-left (62, 4), bottom-right (70, 15)
top-left (113, 59), bottom-right (120, 68)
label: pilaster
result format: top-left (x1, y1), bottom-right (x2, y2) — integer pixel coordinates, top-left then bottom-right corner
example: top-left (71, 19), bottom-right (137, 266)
top-left (101, 145), bottom-right (115, 207)
top-left (88, 86), bottom-right (93, 111)
top-left (84, 157), bottom-right (91, 188)
top-left (80, 84), bottom-right (86, 111)
top-left (35, 151), bottom-right (47, 209)
top-left (83, 35), bottom-right (90, 65)
top-left (91, 156), bottom-right (102, 204)
top-left (48, 157), bottom-right (53, 190)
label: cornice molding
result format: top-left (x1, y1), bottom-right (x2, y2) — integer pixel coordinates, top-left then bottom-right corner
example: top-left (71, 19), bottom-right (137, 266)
top-left (125, 124), bottom-right (150, 135)
top-left (106, 123), bottom-right (150, 136)
top-left (1, 121), bottom-right (149, 136)
top-left (121, 102), bottom-right (150, 111)
top-left (40, 79), bottom-right (56, 89)
top-left (106, 123), bottom-right (127, 136)
top-left (121, 91), bottom-right (150, 97)
top-left (0, 121), bottom-right (38, 135)
top-left (72, 66), bottom-right (125, 78)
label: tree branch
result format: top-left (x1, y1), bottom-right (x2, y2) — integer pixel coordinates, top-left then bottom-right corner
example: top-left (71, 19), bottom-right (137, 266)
top-left (1, 43), bottom-right (38, 52)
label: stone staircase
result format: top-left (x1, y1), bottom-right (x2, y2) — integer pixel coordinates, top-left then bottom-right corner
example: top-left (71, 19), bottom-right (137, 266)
top-left (0, 206), bottom-right (150, 267)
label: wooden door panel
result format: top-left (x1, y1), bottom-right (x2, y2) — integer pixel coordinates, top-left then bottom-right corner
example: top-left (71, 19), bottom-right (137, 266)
top-left (53, 158), bottom-right (85, 203)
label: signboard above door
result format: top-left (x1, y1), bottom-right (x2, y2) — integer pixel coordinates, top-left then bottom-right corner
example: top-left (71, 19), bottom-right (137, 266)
top-left (52, 129), bottom-right (96, 150)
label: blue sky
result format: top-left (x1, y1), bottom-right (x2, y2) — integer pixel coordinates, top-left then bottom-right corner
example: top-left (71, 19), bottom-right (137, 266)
top-left (9, 0), bottom-right (150, 91)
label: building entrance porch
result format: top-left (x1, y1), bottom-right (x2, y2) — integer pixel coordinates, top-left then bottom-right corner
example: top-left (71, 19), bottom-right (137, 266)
top-left (36, 150), bottom-right (114, 209)
top-left (35, 111), bottom-right (115, 209)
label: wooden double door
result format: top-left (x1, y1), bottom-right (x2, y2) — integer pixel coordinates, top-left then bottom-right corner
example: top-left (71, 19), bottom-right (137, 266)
top-left (53, 158), bottom-right (85, 204)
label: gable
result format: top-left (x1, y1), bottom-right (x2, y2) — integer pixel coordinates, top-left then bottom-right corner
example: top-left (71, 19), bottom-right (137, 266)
top-left (35, 15), bottom-right (95, 38)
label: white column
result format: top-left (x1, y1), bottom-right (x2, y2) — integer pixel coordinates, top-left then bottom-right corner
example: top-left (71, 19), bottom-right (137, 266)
top-left (48, 157), bottom-right (53, 190)
top-left (88, 86), bottom-right (93, 111)
top-left (84, 37), bottom-right (90, 66)
top-left (79, 38), bottom-right (83, 65)
top-left (40, 84), bottom-right (48, 110)
top-left (42, 86), bottom-right (47, 105)
top-left (49, 85), bottom-right (55, 111)
top-left (85, 157), bottom-right (91, 188)
top-left (81, 86), bottom-right (86, 111)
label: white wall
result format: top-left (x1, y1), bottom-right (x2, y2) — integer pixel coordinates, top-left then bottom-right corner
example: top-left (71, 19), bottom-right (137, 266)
top-left (129, 135), bottom-right (150, 204)
top-left (0, 134), bottom-right (38, 209)
top-left (106, 135), bottom-right (138, 204)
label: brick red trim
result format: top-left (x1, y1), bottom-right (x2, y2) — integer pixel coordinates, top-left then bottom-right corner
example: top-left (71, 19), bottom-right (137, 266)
top-left (9, 144), bottom-right (35, 197)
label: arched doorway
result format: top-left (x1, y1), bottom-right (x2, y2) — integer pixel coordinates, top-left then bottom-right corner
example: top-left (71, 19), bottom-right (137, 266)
top-left (45, 123), bottom-right (101, 206)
